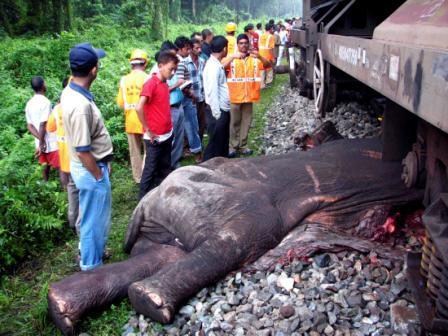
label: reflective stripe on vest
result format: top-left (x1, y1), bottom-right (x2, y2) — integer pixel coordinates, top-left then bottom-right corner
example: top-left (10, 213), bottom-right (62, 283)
top-left (227, 77), bottom-right (262, 82)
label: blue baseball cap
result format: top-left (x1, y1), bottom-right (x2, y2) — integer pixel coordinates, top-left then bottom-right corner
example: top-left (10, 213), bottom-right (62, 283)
top-left (69, 43), bottom-right (106, 71)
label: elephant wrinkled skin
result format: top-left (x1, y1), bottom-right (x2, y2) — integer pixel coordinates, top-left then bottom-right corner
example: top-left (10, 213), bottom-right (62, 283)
top-left (48, 138), bottom-right (422, 335)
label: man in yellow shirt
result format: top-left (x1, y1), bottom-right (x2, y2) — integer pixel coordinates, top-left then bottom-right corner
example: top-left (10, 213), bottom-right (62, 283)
top-left (116, 49), bottom-right (149, 183)
top-left (47, 77), bottom-right (80, 233)
top-left (225, 22), bottom-right (237, 57)
top-left (259, 23), bottom-right (276, 88)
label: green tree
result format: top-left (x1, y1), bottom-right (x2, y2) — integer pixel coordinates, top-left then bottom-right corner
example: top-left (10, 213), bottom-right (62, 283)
top-left (52, 0), bottom-right (63, 33)
top-left (0, 2), bottom-right (13, 35)
top-left (63, 0), bottom-right (72, 31)
top-left (169, 0), bottom-right (181, 22)
top-left (151, 0), bottom-right (164, 40)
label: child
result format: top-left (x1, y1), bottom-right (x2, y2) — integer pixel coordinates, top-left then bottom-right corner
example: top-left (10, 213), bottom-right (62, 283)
top-left (136, 51), bottom-right (180, 199)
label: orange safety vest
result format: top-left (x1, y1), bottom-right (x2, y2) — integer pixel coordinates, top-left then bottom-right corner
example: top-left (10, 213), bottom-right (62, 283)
top-left (116, 69), bottom-right (148, 134)
top-left (259, 32), bottom-right (275, 64)
top-left (226, 35), bottom-right (236, 56)
top-left (226, 56), bottom-right (263, 104)
top-left (47, 104), bottom-right (70, 173)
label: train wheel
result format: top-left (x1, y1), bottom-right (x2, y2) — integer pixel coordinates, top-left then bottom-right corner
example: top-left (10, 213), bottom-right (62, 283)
top-left (313, 49), bottom-right (327, 118)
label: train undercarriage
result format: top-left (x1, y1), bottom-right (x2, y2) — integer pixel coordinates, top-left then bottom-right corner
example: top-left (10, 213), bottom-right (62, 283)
top-left (288, 0), bottom-right (448, 333)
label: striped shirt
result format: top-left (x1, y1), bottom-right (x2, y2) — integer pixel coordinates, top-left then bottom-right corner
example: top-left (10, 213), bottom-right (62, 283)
top-left (176, 55), bottom-right (190, 81)
top-left (185, 55), bottom-right (205, 103)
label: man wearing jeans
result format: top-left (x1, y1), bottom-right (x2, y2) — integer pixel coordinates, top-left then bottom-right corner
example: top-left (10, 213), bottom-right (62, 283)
top-left (61, 43), bottom-right (113, 271)
top-left (175, 36), bottom-right (202, 161)
top-left (185, 38), bottom-right (206, 142)
top-left (167, 71), bottom-right (184, 169)
top-left (202, 36), bottom-right (231, 161)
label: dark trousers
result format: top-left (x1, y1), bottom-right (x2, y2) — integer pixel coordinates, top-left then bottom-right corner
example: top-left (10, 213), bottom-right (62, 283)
top-left (203, 107), bottom-right (230, 162)
top-left (196, 101), bottom-right (207, 142)
top-left (139, 136), bottom-right (173, 200)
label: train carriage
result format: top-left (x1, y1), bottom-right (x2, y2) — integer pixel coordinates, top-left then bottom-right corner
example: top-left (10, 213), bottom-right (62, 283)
top-left (289, 1), bottom-right (448, 332)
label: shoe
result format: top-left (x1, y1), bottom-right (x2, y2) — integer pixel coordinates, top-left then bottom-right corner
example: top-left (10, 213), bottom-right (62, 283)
top-left (228, 151), bottom-right (237, 158)
top-left (103, 248), bottom-right (112, 261)
top-left (183, 150), bottom-right (193, 158)
top-left (241, 149), bottom-right (253, 156)
top-left (194, 152), bottom-right (203, 164)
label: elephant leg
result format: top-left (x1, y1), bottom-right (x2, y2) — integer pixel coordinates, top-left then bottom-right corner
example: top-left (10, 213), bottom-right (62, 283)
top-left (128, 205), bottom-right (283, 323)
top-left (129, 235), bottom-right (181, 257)
top-left (48, 243), bottom-right (186, 336)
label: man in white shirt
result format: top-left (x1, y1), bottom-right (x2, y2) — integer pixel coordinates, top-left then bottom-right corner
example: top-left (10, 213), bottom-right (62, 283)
top-left (202, 36), bottom-right (231, 161)
top-left (276, 26), bottom-right (288, 66)
top-left (256, 23), bottom-right (264, 38)
top-left (25, 76), bottom-right (59, 181)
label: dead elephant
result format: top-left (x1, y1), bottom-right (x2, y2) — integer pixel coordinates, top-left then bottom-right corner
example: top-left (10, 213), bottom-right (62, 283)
top-left (48, 138), bottom-right (422, 335)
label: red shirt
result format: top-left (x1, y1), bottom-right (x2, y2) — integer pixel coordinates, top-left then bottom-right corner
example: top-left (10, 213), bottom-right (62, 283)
top-left (140, 74), bottom-right (172, 136)
top-left (252, 32), bottom-right (259, 50)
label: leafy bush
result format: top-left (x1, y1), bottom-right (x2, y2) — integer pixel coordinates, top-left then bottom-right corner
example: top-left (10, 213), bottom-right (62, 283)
top-left (73, 0), bottom-right (104, 18)
top-left (197, 4), bottom-right (236, 24)
top-left (0, 127), bottom-right (19, 160)
top-left (119, 0), bottom-right (149, 28)
top-left (106, 115), bottom-right (128, 162)
top-left (0, 135), bottom-right (67, 273)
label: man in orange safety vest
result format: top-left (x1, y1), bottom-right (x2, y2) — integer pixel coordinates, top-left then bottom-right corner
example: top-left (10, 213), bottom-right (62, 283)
top-left (222, 34), bottom-right (271, 157)
top-left (116, 49), bottom-right (149, 183)
top-left (259, 23), bottom-right (276, 88)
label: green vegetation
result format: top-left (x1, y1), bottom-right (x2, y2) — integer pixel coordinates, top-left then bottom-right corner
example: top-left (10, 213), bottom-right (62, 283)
top-left (0, 164), bottom-right (138, 335)
top-left (0, 1), bottom-right (302, 37)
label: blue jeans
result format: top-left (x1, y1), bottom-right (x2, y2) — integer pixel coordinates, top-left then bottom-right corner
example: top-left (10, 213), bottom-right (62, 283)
top-left (182, 97), bottom-right (202, 154)
top-left (70, 160), bottom-right (112, 271)
top-left (171, 105), bottom-right (185, 169)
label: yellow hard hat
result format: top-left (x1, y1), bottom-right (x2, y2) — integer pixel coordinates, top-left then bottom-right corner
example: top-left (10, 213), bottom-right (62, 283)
top-left (225, 22), bottom-right (237, 33)
top-left (129, 49), bottom-right (148, 63)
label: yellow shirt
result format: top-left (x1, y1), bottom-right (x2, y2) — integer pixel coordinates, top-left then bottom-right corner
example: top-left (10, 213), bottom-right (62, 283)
top-left (116, 69), bottom-right (149, 134)
top-left (47, 104), bottom-right (70, 173)
top-left (226, 35), bottom-right (236, 57)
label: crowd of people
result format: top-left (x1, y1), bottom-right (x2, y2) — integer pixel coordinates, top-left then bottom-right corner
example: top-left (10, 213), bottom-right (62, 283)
top-left (24, 18), bottom-right (298, 271)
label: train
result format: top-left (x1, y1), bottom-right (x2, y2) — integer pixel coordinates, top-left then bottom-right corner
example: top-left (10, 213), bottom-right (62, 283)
top-left (287, 0), bottom-right (448, 333)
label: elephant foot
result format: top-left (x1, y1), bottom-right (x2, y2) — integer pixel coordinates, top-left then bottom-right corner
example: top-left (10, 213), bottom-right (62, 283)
top-left (48, 244), bottom-right (186, 335)
top-left (48, 289), bottom-right (76, 336)
top-left (128, 282), bottom-right (173, 323)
